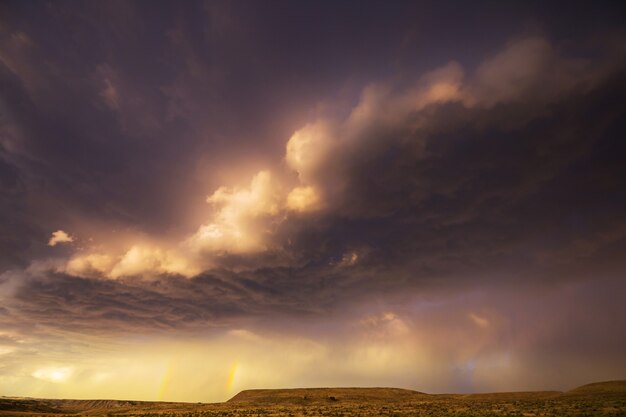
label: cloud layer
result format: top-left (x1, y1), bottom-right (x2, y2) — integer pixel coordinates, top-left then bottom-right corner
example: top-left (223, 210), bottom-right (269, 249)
top-left (38, 36), bottom-right (626, 283)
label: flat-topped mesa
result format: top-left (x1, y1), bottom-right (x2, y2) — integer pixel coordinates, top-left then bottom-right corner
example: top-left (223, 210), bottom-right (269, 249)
top-left (227, 387), bottom-right (431, 405)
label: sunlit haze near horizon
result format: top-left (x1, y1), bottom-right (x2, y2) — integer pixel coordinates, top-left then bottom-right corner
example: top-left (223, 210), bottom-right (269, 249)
top-left (0, 0), bottom-right (625, 403)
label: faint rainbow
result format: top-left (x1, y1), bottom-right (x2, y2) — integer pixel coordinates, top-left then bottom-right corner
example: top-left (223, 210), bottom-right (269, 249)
top-left (226, 362), bottom-right (240, 393)
top-left (158, 360), bottom-right (174, 400)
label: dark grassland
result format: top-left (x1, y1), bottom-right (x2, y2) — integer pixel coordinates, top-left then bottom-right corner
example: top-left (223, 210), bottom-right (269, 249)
top-left (1, 381), bottom-right (625, 416)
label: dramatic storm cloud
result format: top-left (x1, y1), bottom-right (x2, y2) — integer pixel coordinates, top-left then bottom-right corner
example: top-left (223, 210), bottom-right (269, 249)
top-left (0, 0), bottom-right (625, 402)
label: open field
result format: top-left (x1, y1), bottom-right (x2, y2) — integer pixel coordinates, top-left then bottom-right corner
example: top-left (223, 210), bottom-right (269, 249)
top-left (1, 381), bottom-right (625, 416)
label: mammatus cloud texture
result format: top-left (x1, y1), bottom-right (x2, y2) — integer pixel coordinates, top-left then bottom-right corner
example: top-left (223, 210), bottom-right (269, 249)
top-left (0, 0), bottom-right (625, 403)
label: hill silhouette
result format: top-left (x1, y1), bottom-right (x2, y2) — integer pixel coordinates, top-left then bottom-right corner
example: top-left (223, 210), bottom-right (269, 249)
top-left (566, 380), bottom-right (626, 394)
top-left (0, 380), bottom-right (624, 416)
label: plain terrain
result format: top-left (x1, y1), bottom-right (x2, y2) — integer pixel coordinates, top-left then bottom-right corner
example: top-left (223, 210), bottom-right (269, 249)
top-left (1, 380), bottom-right (625, 416)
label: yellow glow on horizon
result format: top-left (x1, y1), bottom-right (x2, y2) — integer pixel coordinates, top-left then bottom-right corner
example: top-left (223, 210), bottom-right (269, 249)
top-left (0, 314), bottom-right (569, 403)
top-left (0, 346), bottom-right (16, 355)
top-left (32, 366), bottom-right (73, 383)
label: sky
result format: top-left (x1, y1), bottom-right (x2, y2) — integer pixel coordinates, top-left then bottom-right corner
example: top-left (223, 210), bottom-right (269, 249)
top-left (1, 0), bottom-right (626, 403)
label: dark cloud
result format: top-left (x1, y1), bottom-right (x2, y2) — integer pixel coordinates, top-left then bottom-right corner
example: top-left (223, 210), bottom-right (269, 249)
top-left (1, 271), bottom-right (246, 335)
top-left (271, 62), bottom-right (626, 292)
top-left (0, 1), bottom-right (623, 257)
top-left (2, 26), bottom-right (625, 324)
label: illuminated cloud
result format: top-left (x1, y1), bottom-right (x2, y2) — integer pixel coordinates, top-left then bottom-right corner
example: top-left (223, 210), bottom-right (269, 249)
top-left (109, 245), bottom-right (198, 278)
top-left (346, 61), bottom-right (466, 133)
top-left (286, 185), bottom-right (321, 212)
top-left (65, 245), bottom-right (199, 279)
top-left (66, 253), bottom-right (114, 277)
top-left (188, 170), bottom-right (281, 254)
top-left (48, 230), bottom-right (74, 246)
top-left (276, 38), bottom-right (605, 220)
top-left (285, 121), bottom-right (335, 184)
top-left (42, 35), bottom-right (622, 281)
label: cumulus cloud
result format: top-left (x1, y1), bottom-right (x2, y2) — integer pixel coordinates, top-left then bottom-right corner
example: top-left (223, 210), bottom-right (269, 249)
top-left (65, 244), bottom-right (199, 279)
top-left (66, 253), bottom-right (114, 277)
top-left (48, 230), bottom-right (74, 246)
top-left (187, 170), bottom-right (281, 254)
top-left (59, 170), bottom-right (285, 279)
top-left (286, 185), bottom-right (321, 212)
top-left (109, 245), bottom-right (198, 278)
top-left (285, 121), bottom-right (336, 185)
top-left (274, 37), bottom-right (611, 219)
